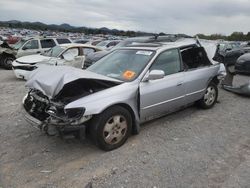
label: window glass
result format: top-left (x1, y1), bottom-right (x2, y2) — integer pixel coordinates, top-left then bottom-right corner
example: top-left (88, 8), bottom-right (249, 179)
top-left (88, 49), bottom-right (155, 81)
top-left (42, 46), bottom-right (66, 57)
top-left (23, 40), bottom-right (39, 50)
top-left (56, 38), bottom-right (71, 44)
top-left (40, 39), bottom-right (56, 48)
top-left (150, 49), bottom-right (181, 76)
top-left (83, 48), bottom-right (95, 55)
top-left (63, 48), bottom-right (79, 58)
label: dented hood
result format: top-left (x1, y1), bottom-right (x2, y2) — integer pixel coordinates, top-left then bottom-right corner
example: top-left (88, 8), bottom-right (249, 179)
top-left (25, 66), bottom-right (122, 98)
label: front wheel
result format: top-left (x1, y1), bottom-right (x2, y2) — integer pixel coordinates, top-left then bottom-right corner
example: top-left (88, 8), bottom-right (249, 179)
top-left (197, 83), bottom-right (218, 109)
top-left (2, 55), bottom-right (15, 70)
top-left (90, 106), bottom-right (132, 151)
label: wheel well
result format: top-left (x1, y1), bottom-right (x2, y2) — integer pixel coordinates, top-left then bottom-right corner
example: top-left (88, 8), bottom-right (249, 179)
top-left (2, 52), bottom-right (15, 59)
top-left (210, 76), bottom-right (219, 86)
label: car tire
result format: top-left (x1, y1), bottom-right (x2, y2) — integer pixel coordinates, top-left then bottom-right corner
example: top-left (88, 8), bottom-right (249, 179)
top-left (2, 55), bottom-right (15, 70)
top-left (197, 82), bottom-right (218, 109)
top-left (90, 106), bottom-right (132, 151)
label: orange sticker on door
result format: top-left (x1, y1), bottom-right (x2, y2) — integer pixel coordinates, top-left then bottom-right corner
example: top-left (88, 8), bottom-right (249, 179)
top-left (123, 70), bottom-right (136, 80)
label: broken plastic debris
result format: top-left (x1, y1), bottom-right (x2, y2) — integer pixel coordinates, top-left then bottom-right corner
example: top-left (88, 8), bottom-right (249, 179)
top-left (223, 81), bottom-right (250, 97)
top-left (40, 170), bottom-right (52, 173)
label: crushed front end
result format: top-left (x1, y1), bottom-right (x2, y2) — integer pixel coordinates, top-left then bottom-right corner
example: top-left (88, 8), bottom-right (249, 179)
top-left (22, 89), bottom-right (91, 138)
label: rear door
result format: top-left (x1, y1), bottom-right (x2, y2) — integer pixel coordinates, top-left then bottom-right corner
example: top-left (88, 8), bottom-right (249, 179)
top-left (140, 49), bottom-right (185, 121)
top-left (61, 47), bottom-right (82, 68)
top-left (180, 47), bottom-right (216, 104)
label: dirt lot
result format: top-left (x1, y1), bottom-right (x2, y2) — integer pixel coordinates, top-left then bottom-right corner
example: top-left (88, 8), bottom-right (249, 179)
top-left (0, 69), bottom-right (249, 188)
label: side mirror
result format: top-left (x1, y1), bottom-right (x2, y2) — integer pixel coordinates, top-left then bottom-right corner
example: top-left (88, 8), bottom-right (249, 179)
top-left (22, 46), bottom-right (28, 50)
top-left (144, 70), bottom-right (165, 81)
top-left (226, 48), bottom-right (232, 51)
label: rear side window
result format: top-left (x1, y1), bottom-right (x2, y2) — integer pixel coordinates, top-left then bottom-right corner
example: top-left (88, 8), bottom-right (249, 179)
top-left (181, 47), bottom-right (211, 69)
top-left (150, 49), bottom-right (181, 76)
top-left (56, 38), bottom-right (71, 44)
top-left (63, 48), bottom-right (79, 58)
top-left (40, 39), bottom-right (56, 48)
top-left (83, 48), bottom-right (95, 55)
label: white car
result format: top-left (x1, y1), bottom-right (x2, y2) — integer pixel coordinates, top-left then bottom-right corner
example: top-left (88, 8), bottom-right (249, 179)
top-left (0, 37), bottom-right (73, 69)
top-left (12, 43), bottom-right (102, 79)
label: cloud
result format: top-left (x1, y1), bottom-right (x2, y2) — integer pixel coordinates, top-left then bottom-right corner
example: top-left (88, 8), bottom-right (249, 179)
top-left (0, 0), bottom-right (250, 35)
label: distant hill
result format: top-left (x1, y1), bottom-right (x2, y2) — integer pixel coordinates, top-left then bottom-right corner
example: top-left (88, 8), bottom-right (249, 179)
top-left (0, 20), bottom-right (154, 37)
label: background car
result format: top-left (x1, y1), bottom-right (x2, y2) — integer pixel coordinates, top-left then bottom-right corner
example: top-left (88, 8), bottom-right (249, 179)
top-left (74, 39), bottom-right (90, 44)
top-left (83, 35), bottom-right (187, 69)
top-left (96, 40), bottom-right (120, 50)
top-left (235, 53), bottom-right (250, 74)
top-left (12, 43), bottom-right (102, 79)
top-left (85, 39), bottom-right (103, 46)
top-left (0, 36), bottom-right (72, 69)
top-left (214, 41), bottom-right (250, 66)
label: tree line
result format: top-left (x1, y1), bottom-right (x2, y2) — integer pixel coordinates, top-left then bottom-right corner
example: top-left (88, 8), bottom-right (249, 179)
top-left (0, 20), bottom-right (153, 37)
top-left (196, 32), bottom-right (250, 41)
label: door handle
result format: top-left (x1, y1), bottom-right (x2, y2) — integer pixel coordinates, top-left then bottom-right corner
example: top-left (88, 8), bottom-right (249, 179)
top-left (37, 51), bottom-right (41, 53)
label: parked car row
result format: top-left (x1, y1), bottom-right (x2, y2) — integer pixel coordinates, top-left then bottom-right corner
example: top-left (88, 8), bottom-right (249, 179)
top-left (0, 36), bottom-right (73, 69)
top-left (12, 43), bottom-right (102, 79)
top-left (22, 38), bottom-right (226, 151)
top-left (213, 41), bottom-right (250, 74)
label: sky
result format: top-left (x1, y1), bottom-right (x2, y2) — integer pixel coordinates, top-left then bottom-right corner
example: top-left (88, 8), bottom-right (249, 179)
top-left (0, 0), bottom-right (250, 35)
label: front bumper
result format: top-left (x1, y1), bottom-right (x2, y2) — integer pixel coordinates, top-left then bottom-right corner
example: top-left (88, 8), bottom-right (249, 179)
top-left (22, 97), bottom-right (87, 138)
top-left (12, 60), bottom-right (37, 80)
top-left (21, 104), bottom-right (43, 130)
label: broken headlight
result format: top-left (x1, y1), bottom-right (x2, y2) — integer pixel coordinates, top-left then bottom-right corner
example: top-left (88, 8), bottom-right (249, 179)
top-left (64, 108), bottom-right (85, 120)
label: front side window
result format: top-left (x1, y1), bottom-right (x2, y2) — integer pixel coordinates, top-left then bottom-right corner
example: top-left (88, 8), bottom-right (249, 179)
top-left (40, 39), bottom-right (56, 48)
top-left (22, 40), bottom-right (39, 50)
top-left (88, 49), bottom-right (155, 81)
top-left (150, 49), bottom-right (181, 76)
top-left (13, 39), bottom-right (27, 50)
top-left (43, 46), bottom-right (66, 57)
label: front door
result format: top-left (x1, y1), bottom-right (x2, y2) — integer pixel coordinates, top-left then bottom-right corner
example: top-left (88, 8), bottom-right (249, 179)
top-left (17, 39), bottom-right (39, 57)
top-left (140, 49), bottom-right (185, 121)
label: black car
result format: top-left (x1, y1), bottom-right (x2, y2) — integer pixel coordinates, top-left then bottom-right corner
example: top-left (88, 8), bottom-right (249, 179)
top-left (235, 53), bottom-right (250, 74)
top-left (214, 42), bottom-right (250, 66)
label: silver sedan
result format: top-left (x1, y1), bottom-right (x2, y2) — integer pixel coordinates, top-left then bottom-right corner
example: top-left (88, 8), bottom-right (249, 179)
top-left (23, 39), bottom-right (225, 151)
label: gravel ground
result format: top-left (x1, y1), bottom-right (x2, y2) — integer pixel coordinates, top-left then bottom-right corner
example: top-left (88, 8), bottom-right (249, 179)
top-left (0, 69), bottom-right (249, 188)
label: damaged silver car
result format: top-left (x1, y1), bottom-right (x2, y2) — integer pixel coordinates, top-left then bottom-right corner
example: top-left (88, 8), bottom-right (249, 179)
top-left (22, 39), bottom-right (224, 151)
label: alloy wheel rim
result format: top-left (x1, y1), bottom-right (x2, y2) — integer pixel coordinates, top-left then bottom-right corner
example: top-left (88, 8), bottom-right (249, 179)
top-left (6, 58), bottom-right (13, 65)
top-left (204, 86), bottom-right (216, 106)
top-left (103, 115), bottom-right (128, 145)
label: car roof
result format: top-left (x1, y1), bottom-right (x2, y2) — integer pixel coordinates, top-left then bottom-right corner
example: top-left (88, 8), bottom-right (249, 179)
top-left (118, 38), bottom-right (199, 51)
top-left (22, 36), bottom-right (71, 41)
top-left (58, 43), bottom-right (101, 49)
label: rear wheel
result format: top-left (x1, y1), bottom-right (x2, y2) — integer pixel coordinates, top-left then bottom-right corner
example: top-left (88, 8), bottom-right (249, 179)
top-left (90, 106), bottom-right (132, 151)
top-left (197, 82), bottom-right (218, 109)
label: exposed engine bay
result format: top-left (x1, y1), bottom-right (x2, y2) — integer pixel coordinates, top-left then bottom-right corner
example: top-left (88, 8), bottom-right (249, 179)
top-left (23, 78), bottom-right (120, 135)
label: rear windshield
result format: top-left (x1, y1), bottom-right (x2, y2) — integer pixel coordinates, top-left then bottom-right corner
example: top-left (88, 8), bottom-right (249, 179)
top-left (56, 38), bottom-right (71, 44)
